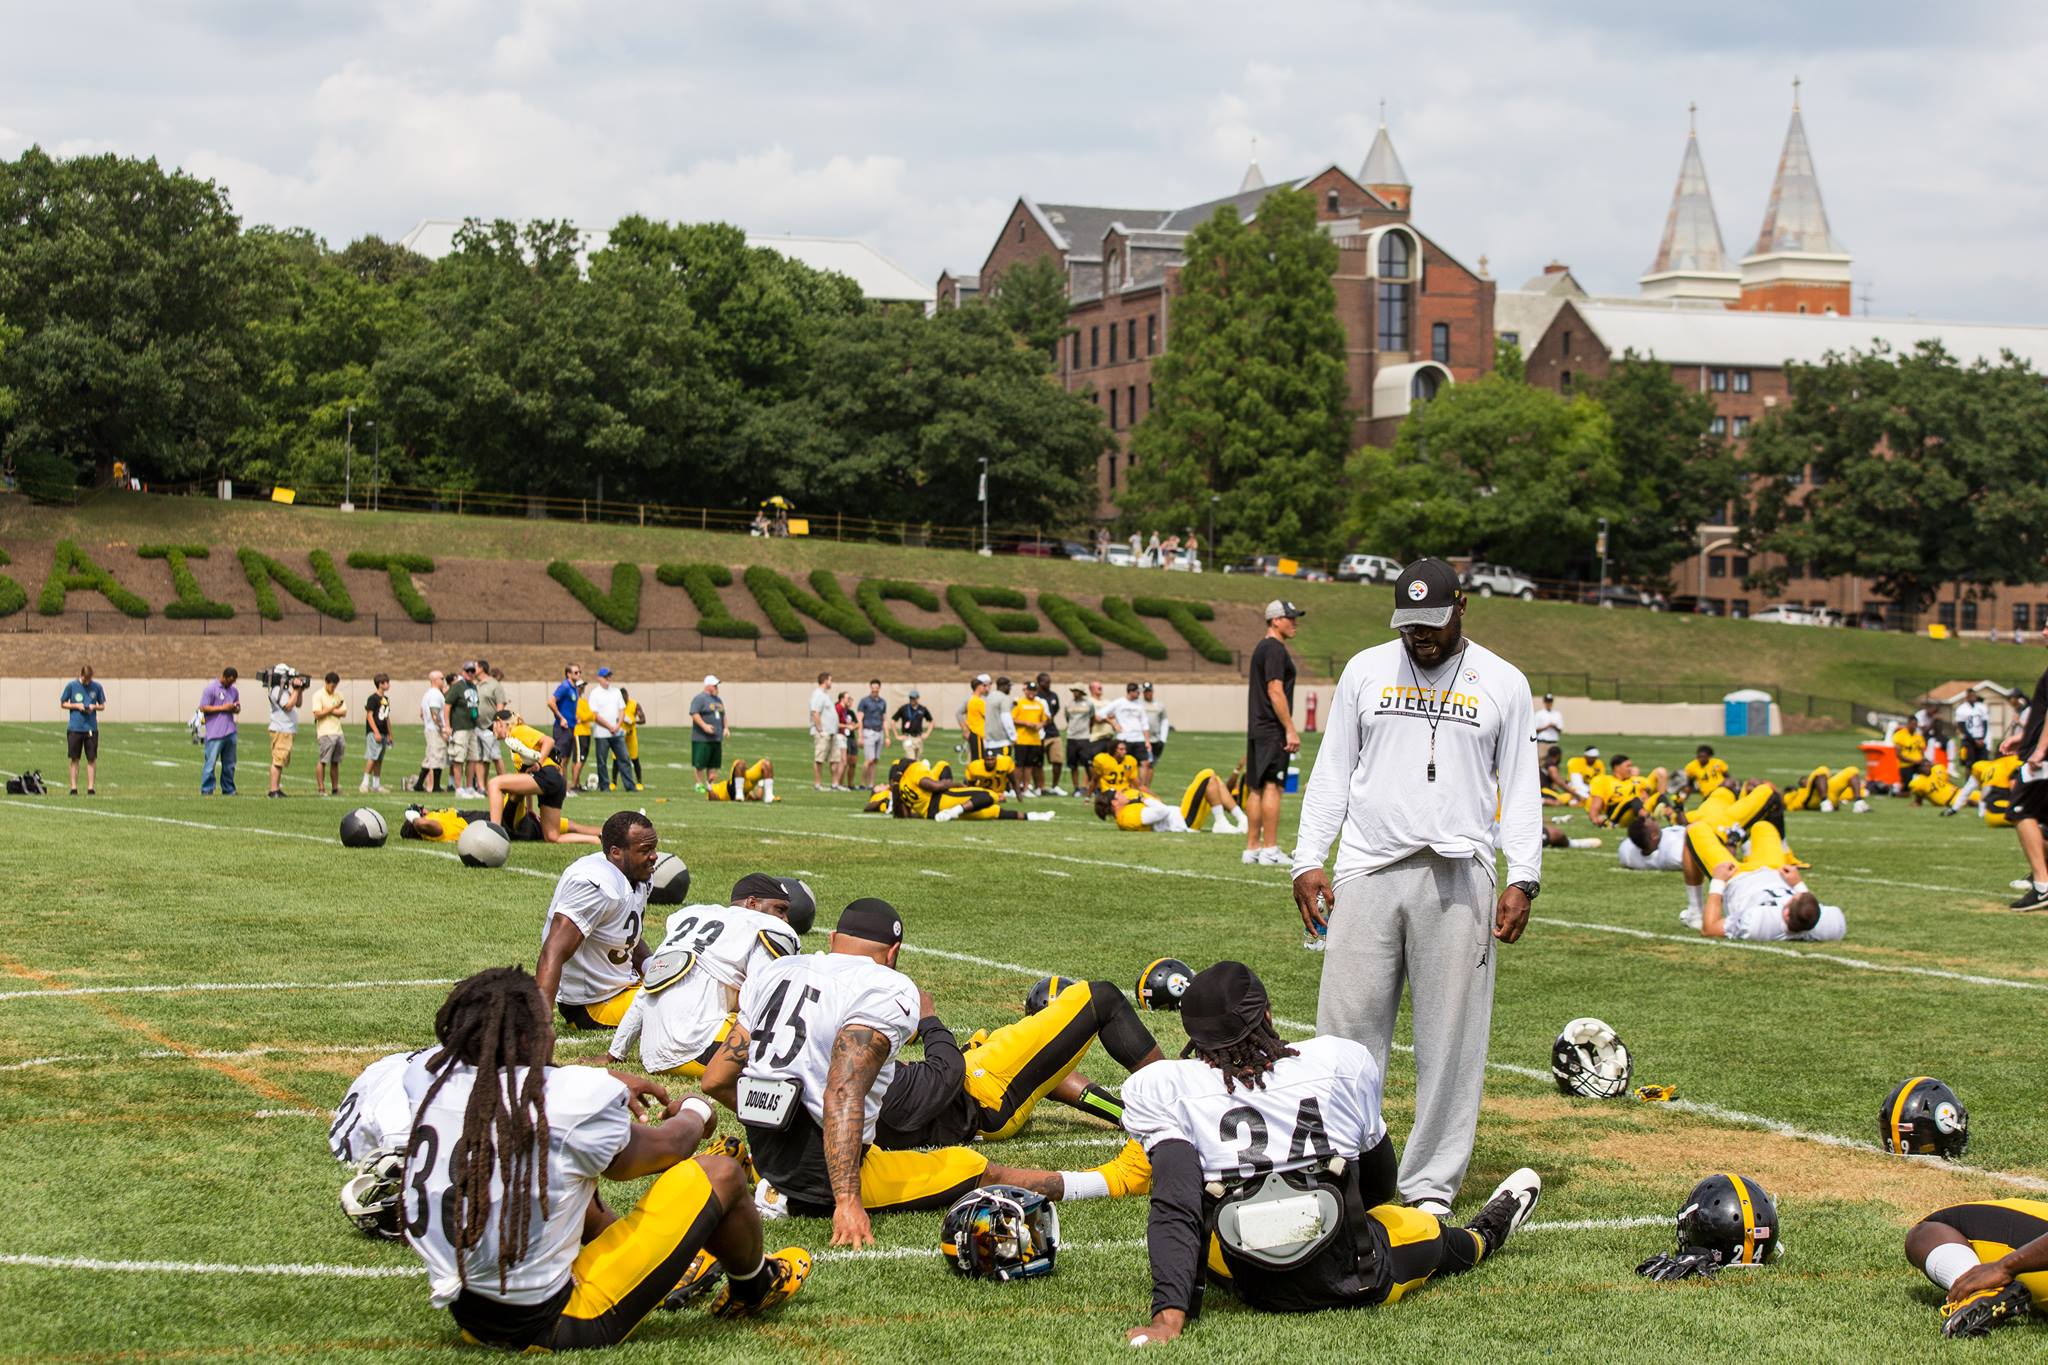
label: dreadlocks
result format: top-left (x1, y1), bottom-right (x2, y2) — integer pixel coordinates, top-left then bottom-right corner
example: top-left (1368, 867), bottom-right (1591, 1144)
top-left (1192, 1018), bottom-right (1299, 1095)
top-left (404, 966), bottom-right (554, 1292)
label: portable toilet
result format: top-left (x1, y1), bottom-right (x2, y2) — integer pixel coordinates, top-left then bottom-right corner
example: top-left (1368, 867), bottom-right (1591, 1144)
top-left (1723, 688), bottom-right (1774, 737)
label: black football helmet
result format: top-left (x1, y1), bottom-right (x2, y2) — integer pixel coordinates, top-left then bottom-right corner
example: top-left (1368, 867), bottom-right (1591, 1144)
top-left (1024, 975), bottom-right (1076, 1017)
top-left (941, 1184), bottom-right (1059, 1281)
top-left (1551, 1017), bottom-right (1632, 1099)
top-left (340, 1146), bottom-right (407, 1240)
top-left (1136, 958), bottom-right (1194, 1011)
top-left (1881, 1076), bottom-right (1969, 1159)
top-left (1675, 1173), bottom-right (1780, 1265)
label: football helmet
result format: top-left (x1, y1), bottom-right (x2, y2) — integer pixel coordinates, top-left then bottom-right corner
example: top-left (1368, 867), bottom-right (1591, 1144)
top-left (1881, 1076), bottom-right (1969, 1159)
top-left (1551, 1017), bottom-right (1632, 1099)
top-left (1136, 957), bottom-right (1194, 1011)
top-left (1023, 975), bottom-right (1076, 1017)
top-left (941, 1184), bottom-right (1060, 1281)
top-left (1674, 1172), bottom-right (1780, 1265)
top-left (339, 1145), bottom-right (407, 1240)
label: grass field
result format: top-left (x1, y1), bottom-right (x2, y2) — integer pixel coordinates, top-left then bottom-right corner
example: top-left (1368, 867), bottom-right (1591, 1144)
top-left (1, 720), bottom-right (2045, 1362)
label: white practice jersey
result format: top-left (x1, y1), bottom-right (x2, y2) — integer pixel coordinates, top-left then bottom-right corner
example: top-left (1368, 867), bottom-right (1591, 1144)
top-left (737, 952), bottom-right (919, 1144)
top-left (401, 1059), bottom-right (631, 1307)
top-left (329, 1048), bottom-right (427, 1164)
top-left (1722, 870), bottom-right (1848, 942)
top-left (1121, 1035), bottom-right (1387, 1183)
top-left (1618, 824), bottom-right (1686, 872)
top-left (543, 852), bottom-right (650, 1006)
top-left (616, 903), bottom-right (802, 1074)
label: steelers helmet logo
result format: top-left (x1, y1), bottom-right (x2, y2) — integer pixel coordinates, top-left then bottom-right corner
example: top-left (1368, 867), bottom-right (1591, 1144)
top-left (1406, 580), bottom-right (1429, 602)
top-left (1168, 970), bottom-right (1190, 996)
top-left (1935, 1101), bottom-right (1963, 1134)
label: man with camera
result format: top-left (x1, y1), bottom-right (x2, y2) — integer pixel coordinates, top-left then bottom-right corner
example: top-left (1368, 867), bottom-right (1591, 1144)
top-left (263, 664), bottom-right (308, 799)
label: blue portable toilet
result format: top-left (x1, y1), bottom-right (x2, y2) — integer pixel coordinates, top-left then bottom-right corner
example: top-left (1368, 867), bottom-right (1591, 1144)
top-left (1723, 688), bottom-right (1773, 737)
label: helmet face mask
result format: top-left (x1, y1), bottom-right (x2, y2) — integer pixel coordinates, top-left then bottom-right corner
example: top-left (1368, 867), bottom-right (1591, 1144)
top-left (1881, 1076), bottom-right (1969, 1160)
top-left (941, 1185), bottom-right (1060, 1281)
top-left (340, 1146), bottom-right (407, 1240)
top-left (1674, 1172), bottom-right (1780, 1265)
top-left (1551, 1017), bottom-right (1632, 1099)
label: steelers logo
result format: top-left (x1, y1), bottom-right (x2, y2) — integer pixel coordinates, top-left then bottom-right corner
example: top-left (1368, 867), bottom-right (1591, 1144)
top-left (1934, 1101), bottom-right (1963, 1133)
top-left (1167, 971), bottom-right (1190, 998)
top-left (1406, 580), bottom-right (1429, 602)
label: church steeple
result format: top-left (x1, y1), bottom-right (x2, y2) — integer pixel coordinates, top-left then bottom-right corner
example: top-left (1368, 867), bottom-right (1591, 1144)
top-left (1735, 78), bottom-right (1852, 314)
top-left (1639, 103), bottom-right (1740, 302)
top-left (1359, 102), bottom-right (1411, 211)
top-left (1239, 136), bottom-right (1266, 193)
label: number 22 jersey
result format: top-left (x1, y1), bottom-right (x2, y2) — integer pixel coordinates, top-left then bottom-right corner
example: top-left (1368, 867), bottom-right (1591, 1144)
top-left (1120, 1035), bottom-right (1387, 1182)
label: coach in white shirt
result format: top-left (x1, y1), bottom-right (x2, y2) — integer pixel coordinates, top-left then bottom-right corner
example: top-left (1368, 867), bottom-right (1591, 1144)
top-left (1532, 693), bottom-right (1563, 746)
top-left (1291, 558), bottom-right (1542, 1215)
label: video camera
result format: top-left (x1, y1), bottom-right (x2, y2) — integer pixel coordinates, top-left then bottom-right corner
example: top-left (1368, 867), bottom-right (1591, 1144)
top-left (259, 663), bottom-right (307, 691)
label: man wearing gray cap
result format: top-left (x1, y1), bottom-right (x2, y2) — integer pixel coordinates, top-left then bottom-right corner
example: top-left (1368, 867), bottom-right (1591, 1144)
top-left (1290, 558), bottom-right (1542, 1218)
top-left (1243, 600), bottom-right (1303, 866)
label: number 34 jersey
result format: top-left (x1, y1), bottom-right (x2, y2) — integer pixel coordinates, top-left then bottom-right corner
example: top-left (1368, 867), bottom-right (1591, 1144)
top-left (736, 952), bottom-right (921, 1145)
top-left (1120, 1035), bottom-right (1387, 1182)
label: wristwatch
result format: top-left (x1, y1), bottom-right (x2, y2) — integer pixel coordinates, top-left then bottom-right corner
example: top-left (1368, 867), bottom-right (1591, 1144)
top-left (1511, 879), bottom-right (1541, 901)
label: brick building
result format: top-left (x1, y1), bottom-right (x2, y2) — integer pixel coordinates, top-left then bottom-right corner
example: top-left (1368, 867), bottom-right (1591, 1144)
top-left (949, 120), bottom-right (1495, 513)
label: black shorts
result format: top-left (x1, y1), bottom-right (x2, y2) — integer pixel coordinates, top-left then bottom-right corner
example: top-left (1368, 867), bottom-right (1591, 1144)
top-left (1247, 734), bottom-right (1289, 788)
top-left (965, 732), bottom-right (985, 763)
top-left (2012, 779), bottom-right (2048, 825)
top-left (531, 765), bottom-right (568, 807)
top-left (1148, 742), bottom-right (1166, 765)
top-left (1065, 739), bottom-right (1094, 771)
top-left (1016, 744), bottom-right (1044, 770)
top-left (66, 731), bottom-right (98, 761)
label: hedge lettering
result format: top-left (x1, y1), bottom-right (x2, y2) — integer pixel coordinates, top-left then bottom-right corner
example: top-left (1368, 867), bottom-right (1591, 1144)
top-left (0, 549), bottom-right (25, 618)
top-left (655, 562), bottom-right (758, 638)
top-left (236, 548), bottom-right (355, 621)
top-left (39, 541), bottom-right (150, 618)
top-left (139, 543), bottom-right (234, 619)
top-left (742, 566), bottom-right (876, 645)
top-left (546, 560), bottom-right (639, 634)
top-left (856, 579), bottom-right (967, 651)
top-left (1133, 596), bottom-right (1233, 664)
top-left (944, 584), bottom-right (1067, 657)
top-left (1038, 593), bottom-right (1167, 660)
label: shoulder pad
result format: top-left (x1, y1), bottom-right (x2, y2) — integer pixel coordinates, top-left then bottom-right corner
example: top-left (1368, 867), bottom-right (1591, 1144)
top-left (642, 947), bottom-right (696, 995)
top-left (758, 928), bottom-right (800, 960)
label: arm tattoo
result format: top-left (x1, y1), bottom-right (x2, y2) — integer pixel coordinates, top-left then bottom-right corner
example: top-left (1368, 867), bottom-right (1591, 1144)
top-left (823, 1024), bottom-right (892, 1206)
top-left (718, 1024), bottom-right (752, 1068)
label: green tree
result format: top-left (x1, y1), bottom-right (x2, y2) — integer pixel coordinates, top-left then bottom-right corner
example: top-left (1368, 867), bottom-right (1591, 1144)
top-left (1344, 369), bottom-right (1620, 578)
top-left (1493, 336), bottom-right (1526, 382)
top-left (1583, 352), bottom-right (1740, 588)
top-left (0, 147), bottom-right (259, 488)
top-left (1119, 187), bottom-right (1351, 559)
top-left (991, 256), bottom-right (1073, 357)
top-left (1742, 342), bottom-right (2048, 609)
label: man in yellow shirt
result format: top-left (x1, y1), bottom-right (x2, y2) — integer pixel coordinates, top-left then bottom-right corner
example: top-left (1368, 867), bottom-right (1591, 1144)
top-left (962, 674), bottom-right (992, 763)
top-left (1585, 756), bottom-right (1669, 828)
top-left (1013, 682), bottom-right (1050, 796)
top-left (1564, 747), bottom-right (1606, 802)
top-left (964, 752), bottom-right (1015, 795)
top-left (572, 691), bottom-right (595, 790)
top-left (1681, 746), bottom-right (1729, 802)
top-left (1892, 717), bottom-right (1930, 781)
top-left (619, 688), bottom-right (646, 789)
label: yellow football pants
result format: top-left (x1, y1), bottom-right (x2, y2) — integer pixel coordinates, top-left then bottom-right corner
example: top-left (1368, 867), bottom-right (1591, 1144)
top-left (559, 985), bottom-right (638, 1032)
top-left (1179, 769), bottom-right (1218, 831)
top-left (963, 980), bottom-right (1100, 1141)
top-left (936, 789), bottom-right (1003, 820)
top-left (1928, 1199), bottom-right (2048, 1305)
top-left (859, 1145), bottom-right (989, 1211)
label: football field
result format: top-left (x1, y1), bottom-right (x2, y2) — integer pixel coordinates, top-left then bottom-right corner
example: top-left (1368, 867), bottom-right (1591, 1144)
top-left (1, 720), bottom-right (2044, 1362)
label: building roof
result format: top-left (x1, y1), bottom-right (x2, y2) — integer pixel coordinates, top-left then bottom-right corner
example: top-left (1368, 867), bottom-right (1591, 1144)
top-left (1028, 200), bottom-right (1170, 253)
top-left (1565, 299), bottom-right (2048, 370)
top-left (392, 219), bottom-right (934, 302)
top-left (1359, 122), bottom-right (1409, 187)
top-left (1750, 101), bottom-right (1846, 258)
top-left (1647, 123), bottom-right (1733, 276)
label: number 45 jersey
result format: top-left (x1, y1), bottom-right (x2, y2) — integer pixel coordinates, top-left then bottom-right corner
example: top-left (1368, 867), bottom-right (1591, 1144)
top-left (1120, 1035), bottom-right (1387, 1182)
top-left (736, 952), bottom-right (921, 1146)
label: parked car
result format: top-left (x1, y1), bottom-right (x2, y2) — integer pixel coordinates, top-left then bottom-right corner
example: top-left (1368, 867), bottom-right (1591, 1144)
top-left (1336, 553), bottom-right (1403, 584)
top-left (1104, 545), bottom-right (1137, 567)
top-left (1062, 541), bottom-right (1097, 562)
top-left (1222, 554), bottom-right (1305, 577)
top-left (1584, 584), bottom-right (1653, 609)
top-left (1752, 604), bottom-right (1833, 626)
top-left (1461, 562), bottom-right (1537, 599)
top-left (1004, 538), bottom-right (1062, 558)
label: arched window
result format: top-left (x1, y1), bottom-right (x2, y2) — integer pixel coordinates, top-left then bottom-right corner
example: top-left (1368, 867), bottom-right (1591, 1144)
top-left (1378, 231), bottom-right (1409, 279)
top-left (1411, 368), bottom-right (1441, 402)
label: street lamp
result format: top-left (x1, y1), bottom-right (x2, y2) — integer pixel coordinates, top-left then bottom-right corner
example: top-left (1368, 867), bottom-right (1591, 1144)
top-left (1596, 517), bottom-right (1610, 608)
top-left (1208, 494), bottom-right (1220, 562)
top-left (978, 456), bottom-right (990, 554)
top-left (366, 421), bottom-right (379, 512)
top-left (341, 407), bottom-right (356, 512)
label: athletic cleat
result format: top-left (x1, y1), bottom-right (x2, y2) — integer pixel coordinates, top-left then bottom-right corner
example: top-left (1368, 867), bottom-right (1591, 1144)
top-left (1569, 837), bottom-right (1602, 850)
top-left (2011, 878), bottom-right (2035, 892)
top-left (1939, 806), bottom-right (1959, 818)
top-left (1467, 1167), bottom-right (1542, 1254)
top-left (702, 1134), bottom-right (760, 1187)
top-left (1093, 1138), bottom-right (1154, 1198)
top-left (1852, 799), bottom-right (1869, 813)
top-left (710, 1246), bottom-right (811, 1319)
top-left (1256, 847), bottom-right (1291, 866)
top-left (1942, 1281), bottom-right (2032, 1338)
top-left (934, 804), bottom-right (964, 823)
top-left (1241, 849), bottom-right (1262, 865)
top-left (657, 1248), bottom-right (724, 1311)
top-left (1820, 799), bottom-right (1834, 812)
top-left (1409, 1197), bottom-right (1452, 1219)
top-left (2012, 884), bottom-right (2048, 913)
top-left (1680, 906), bottom-right (1703, 930)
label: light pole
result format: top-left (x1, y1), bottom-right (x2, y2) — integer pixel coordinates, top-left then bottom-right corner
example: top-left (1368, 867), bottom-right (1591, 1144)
top-left (1208, 494), bottom-right (1219, 562)
top-left (341, 406), bottom-right (356, 512)
top-left (366, 421), bottom-right (379, 512)
top-left (1596, 516), bottom-right (1610, 608)
top-left (978, 457), bottom-right (989, 554)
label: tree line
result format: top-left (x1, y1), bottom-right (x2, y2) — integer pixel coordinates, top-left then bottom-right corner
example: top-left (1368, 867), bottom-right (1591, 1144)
top-left (0, 147), bottom-right (1107, 530)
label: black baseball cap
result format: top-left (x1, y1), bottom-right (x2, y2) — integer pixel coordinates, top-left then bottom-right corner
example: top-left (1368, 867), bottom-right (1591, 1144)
top-left (731, 873), bottom-right (817, 934)
top-left (1390, 558), bottom-right (1463, 630)
top-left (1181, 961), bottom-right (1270, 1051)
top-left (836, 897), bottom-right (903, 946)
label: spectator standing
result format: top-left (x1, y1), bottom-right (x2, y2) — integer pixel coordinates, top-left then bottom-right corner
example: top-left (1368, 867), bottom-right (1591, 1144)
top-left (987, 676), bottom-right (1018, 762)
top-left (1013, 682), bottom-right (1049, 795)
top-left (198, 666), bottom-right (241, 795)
top-left (1532, 692), bottom-right (1564, 749)
top-left (1145, 530), bottom-right (1162, 567)
top-left (857, 680), bottom-right (890, 786)
top-left (59, 663), bottom-right (105, 796)
top-left (1085, 680), bottom-right (1116, 794)
top-left (549, 664), bottom-right (582, 766)
top-left (1141, 682), bottom-right (1169, 776)
top-left (586, 666), bottom-right (636, 792)
top-left (1291, 559), bottom-right (1541, 1214)
top-left (833, 691), bottom-right (858, 789)
top-left (689, 675), bottom-right (725, 791)
top-left (415, 670), bottom-right (448, 794)
top-left (445, 663), bottom-right (483, 798)
top-left (361, 673), bottom-right (393, 793)
top-left (1128, 530), bottom-right (1143, 564)
top-left (1955, 689), bottom-right (1991, 768)
top-left (1109, 681), bottom-right (1154, 787)
top-left (1096, 528), bottom-right (1111, 562)
top-left (311, 671), bottom-right (348, 796)
top-left (266, 668), bottom-right (306, 798)
top-left (1062, 684), bottom-right (1094, 797)
top-left (619, 688), bottom-right (646, 788)
top-left (1183, 530), bottom-right (1201, 570)
top-left (809, 671), bottom-right (836, 791)
top-left (1244, 601), bottom-right (1303, 865)
top-left (2004, 647), bottom-right (2048, 912)
top-left (892, 688), bottom-right (933, 761)
top-left (475, 661), bottom-right (507, 781)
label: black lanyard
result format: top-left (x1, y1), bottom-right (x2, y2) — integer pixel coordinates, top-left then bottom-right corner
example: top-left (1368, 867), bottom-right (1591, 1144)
top-left (1404, 646), bottom-right (1470, 783)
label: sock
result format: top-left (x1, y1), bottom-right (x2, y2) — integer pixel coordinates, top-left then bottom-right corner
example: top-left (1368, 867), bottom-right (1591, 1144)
top-left (1076, 1083), bottom-right (1124, 1125)
top-left (1924, 1241), bottom-right (1979, 1292)
top-left (1569, 837), bottom-right (1601, 850)
top-left (724, 1251), bottom-right (771, 1303)
top-left (1686, 882), bottom-right (1705, 913)
top-left (1060, 1170), bottom-right (1110, 1200)
top-left (760, 778), bottom-right (775, 802)
top-left (1027, 810), bottom-right (1055, 822)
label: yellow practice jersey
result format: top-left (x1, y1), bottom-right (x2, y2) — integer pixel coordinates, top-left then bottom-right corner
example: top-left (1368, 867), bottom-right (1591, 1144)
top-left (1114, 798), bottom-right (1150, 832)
top-left (1891, 727), bottom-right (1926, 764)
top-left (1012, 698), bottom-right (1047, 746)
top-left (505, 722), bottom-right (559, 774)
top-left (1684, 757), bottom-right (1729, 794)
top-left (1092, 751), bottom-right (1138, 791)
top-left (1567, 756), bottom-right (1606, 784)
top-left (863, 785), bottom-right (893, 814)
top-left (896, 759), bottom-right (938, 818)
top-left (1980, 755), bottom-right (2023, 788)
top-left (1784, 766), bottom-right (1831, 812)
top-left (1909, 771), bottom-right (1959, 806)
top-left (964, 757), bottom-right (1012, 794)
top-left (575, 696), bottom-right (593, 738)
top-left (621, 701), bottom-right (642, 759)
top-left (410, 808), bottom-right (469, 843)
top-left (707, 758), bottom-right (768, 802)
top-left (964, 694), bottom-right (987, 740)
top-left (1588, 773), bottom-right (1640, 811)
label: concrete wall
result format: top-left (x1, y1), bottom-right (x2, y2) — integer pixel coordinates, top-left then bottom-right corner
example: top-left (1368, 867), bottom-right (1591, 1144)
top-left (5, 678), bottom-right (1777, 739)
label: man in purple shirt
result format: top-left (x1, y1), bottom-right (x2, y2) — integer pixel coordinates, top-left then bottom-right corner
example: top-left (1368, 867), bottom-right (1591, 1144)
top-left (198, 666), bottom-right (242, 795)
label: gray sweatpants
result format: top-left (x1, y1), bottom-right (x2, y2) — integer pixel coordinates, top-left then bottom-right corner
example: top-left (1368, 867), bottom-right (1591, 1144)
top-left (1316, 850), bottom-right (1496, 1209)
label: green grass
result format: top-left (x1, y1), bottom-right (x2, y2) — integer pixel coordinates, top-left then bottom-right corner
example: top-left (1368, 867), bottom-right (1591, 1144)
top-left (1, 721), bottom-right (2044, 1361)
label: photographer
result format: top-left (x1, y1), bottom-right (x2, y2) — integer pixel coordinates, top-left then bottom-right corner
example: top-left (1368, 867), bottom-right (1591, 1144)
top-left (264, 664), bottom-right (307, 799)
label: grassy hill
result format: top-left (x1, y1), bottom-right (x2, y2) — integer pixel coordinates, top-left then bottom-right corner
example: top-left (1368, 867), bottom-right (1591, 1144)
top-left (3, 490), bottom-right (2036, 712)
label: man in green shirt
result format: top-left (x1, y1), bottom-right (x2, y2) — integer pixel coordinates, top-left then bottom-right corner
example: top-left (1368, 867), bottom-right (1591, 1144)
top-left (447, 662), bottom-right (483, 798)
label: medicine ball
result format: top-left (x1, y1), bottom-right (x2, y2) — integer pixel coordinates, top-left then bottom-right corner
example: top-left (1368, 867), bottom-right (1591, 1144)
top-left (457, 820), bottom-right (511, 868)
top-left (340, 808), bottom-right (388, 849)
top-left (648, 852), bottom-right (692, 905)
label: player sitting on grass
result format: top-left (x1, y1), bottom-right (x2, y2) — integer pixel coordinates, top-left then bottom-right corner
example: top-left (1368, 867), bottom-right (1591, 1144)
top-left (1584, 755), bottom-right (1672, 828)
top-left (963, 751), bottom-right (1016, 796)
top-left (699, 899), bottom-right (1152, 1246)
top-left (889, 757), bottom-right (1052, 822)
top-left (705, 757), bottom-right (777, 803)
top-left (1564, 746), bottom-right (1605, 802)
top-left (397, 967), bottom-right (808, 1350)
top-left (1954, 754), bottom-right (2023, 819)
top-left (536, 811), bottom-right (659, 1033)
top-left (486, 710), bottom-right (596, 846)
top-left (1093, 768), bottom-right (1249, 835)
top-left (1683, 785), bottom-right (1845, 941)
top-left (1678, 745), bottom-right (1730, 802)
top-left (1784, 764), bottom-right (1870, 813)
top-left (1092, 738), bottom-right (1140, 793)
top-left (1908, 767), bottom-right (1972, 815)
top-left (1539, 745), bottom-right (1578, 806)
top-left (874, 976), bottom-right (1164, 1149)
top-left (1906, 1198), bottom-right (2048, 1338)
top-left (1121, 961), bottom-right (1540, 1346)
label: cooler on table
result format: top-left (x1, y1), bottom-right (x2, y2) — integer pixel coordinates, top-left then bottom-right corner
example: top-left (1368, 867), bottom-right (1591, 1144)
top-left (1862, 741), bottom-right (1900, 786)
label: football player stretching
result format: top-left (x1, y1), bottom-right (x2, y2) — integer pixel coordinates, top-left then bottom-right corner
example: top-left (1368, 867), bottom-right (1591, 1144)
top-left (1907, 1199), bottom-right (2048, 1337)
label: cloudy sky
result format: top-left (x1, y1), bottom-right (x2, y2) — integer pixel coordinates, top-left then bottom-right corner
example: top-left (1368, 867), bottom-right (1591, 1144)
top-left (5, 1), bottom-right (2044, 320)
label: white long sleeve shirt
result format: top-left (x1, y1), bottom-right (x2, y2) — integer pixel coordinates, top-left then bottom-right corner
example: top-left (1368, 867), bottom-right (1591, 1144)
top-left (1292, 637), bottom-right (1543, 888)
